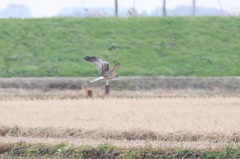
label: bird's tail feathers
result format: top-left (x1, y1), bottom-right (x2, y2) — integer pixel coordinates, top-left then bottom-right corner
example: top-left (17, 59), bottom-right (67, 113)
top-left (90, 76), bottom-right (104, 83)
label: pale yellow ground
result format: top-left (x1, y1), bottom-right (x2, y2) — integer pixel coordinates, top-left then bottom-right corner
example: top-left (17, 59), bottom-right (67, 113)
top-left (1, 97), bottom-right (240, 149)
top-left (0, 98), bottom-right (240, 133)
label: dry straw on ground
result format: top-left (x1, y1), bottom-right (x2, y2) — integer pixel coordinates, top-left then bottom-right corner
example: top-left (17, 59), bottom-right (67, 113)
top-left (1, 97), bottom-right (240, 149)
top-left (0, 98), bottom-right (240, 134)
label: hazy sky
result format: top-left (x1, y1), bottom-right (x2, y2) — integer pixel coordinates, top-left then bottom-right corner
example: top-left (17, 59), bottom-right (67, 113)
top-left (1, 0), bottom-right (240, 17)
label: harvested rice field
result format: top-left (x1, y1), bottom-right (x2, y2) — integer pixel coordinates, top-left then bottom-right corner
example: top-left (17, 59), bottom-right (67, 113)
top-left (1, 98), bottom-right (240, 143)
top-left (1, 98), bottom-right (240, 133)
top-left (0, 90), bottom-right (240, 158)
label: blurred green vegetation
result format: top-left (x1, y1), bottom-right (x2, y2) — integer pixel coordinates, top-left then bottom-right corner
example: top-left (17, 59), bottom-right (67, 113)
top-left (1, 142), bottom-right (240, 159)
top-left (0, 17), bottom-right (239, 77)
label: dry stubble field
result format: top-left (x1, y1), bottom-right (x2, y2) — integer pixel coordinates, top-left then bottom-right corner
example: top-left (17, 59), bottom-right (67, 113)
top-left (1, 94), bottom-right (240, 150)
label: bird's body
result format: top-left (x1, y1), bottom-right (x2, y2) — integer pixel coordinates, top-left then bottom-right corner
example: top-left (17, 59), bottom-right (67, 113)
top-left (84, 56), bottom-right (120, 83)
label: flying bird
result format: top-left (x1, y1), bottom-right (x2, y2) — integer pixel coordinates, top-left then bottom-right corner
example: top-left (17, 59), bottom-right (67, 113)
top-left (84, 56), bottom-right (120, 84)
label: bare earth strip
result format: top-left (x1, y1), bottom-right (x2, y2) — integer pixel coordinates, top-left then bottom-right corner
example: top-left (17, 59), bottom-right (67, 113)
top-left (0, 98), bottom-right (240, 149)
top-left (0, 88), bottom-right (239, 100)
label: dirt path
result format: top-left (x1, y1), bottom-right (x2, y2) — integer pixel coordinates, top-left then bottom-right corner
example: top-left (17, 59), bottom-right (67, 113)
top-left (0, 77), bottom-right (240, 92)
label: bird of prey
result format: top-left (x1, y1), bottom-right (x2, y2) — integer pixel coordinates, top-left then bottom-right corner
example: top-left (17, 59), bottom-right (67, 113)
top-left (84, 56), bottom-right (120, 84)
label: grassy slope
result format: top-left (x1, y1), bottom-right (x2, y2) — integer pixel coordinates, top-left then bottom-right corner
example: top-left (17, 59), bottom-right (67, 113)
top-left (0, 17), bottom-right (239, 77)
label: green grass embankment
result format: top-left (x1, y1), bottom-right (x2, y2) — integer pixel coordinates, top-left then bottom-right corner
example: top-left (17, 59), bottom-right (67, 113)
top-left (0, 17), bottom-right (239, 77)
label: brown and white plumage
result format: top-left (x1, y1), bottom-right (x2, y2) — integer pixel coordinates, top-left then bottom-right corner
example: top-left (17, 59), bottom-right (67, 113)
top-left (84, 56), bottom-right (120, 83)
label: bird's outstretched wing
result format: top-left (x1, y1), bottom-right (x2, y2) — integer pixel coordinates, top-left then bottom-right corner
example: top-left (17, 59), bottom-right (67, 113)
top-left (111, 63), bottom-right (121, 71)
top-left (105, 63), bottom-right (120, 76)
top-left (84, 56), bottom-right (109, 76)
